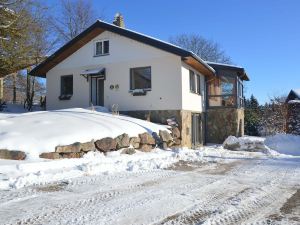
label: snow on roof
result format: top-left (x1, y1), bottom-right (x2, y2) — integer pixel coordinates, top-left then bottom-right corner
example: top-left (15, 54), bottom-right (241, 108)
top-left (98, 20), bottom-right (216, 74)
top-left (205, 61), bottom-right (244, 69)
top-left (98, 20), bottom-right (188, 53)
top-left (81, 68), bottom-right (105, 75)
top-left (288, 100), bottom-right (300, 104)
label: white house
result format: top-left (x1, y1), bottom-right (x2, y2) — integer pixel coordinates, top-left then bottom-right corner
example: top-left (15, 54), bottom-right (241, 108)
top-left (30, 14), bottom-right (249, 147)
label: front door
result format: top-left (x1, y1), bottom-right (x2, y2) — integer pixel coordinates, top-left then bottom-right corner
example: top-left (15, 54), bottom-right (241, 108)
top-left (97, 79), bottom-right (104, 106)
top-left (90, 77), bottom-right (104, 106)
top-left (191, 113), bottom-right (203, 148)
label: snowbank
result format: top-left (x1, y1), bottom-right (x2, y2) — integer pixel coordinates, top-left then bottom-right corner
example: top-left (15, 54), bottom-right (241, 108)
top-left (265, 134), bottom-right (300, 156)
top-left (224, 134), bottom-right (300, 156)
top-left (223, 136), bottom-right (271, 153)
top-left (0, 148), bottom-right (204, 190)
top-left (0, 108), bottom-right (169, 159)
top-left (0, 144), bottom-right (295, 190)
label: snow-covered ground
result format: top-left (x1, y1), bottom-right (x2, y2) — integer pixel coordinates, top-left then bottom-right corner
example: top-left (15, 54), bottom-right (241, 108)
top-left (0, 148), bottom-right (204, 190)
top-left (1, 106), bottom-right (300, 224)
top-left (0, 107), bottom-right (169, 159)
top-left (0, 148), bottom-right (299, 225)
top-left (265, 134), bottom-right (300, 156)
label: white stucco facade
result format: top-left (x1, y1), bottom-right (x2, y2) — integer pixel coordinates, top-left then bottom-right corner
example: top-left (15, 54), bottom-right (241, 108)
top-left (181, 62), bottom-right (206, 112)
top-left (46, 31), bottom-right (205, 112)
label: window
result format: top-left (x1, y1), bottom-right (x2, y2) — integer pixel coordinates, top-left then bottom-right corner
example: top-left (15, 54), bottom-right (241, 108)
top-left (189, 70), bottom-right (201, 94)
top-left (95, 40), bottom-right (109, 56)
top-left (130, 67), bottom-right (151, 90)
top-left (237, 78), bottom-right (244, 107)
top-left (196, 74), bottom-right (201, 94)
top-left (60, 75), bottom-right (73, 98)
top-left (190, 70), bottom-right (195, 92)
top-left (207, 74), bottom-right (240, 107)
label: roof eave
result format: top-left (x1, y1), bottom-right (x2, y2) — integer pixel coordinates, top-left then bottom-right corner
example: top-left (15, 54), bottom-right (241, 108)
top-left (207, 62), bottom-right (249, 81)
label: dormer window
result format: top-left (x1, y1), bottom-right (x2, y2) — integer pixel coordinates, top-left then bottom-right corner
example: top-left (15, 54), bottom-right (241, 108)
top-left (94, 40), bottom-right (109, 56)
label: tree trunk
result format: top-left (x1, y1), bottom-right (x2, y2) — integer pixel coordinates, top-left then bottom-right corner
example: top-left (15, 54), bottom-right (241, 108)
top-left (0, 78), bottom-right (3, 103)
top-left (13, 73), bottom-right (17, 104)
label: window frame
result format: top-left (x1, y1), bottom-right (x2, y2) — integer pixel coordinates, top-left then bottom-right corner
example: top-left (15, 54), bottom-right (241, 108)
top-left (189, 70), bottom-right (201, 95)
top-left (196, 74), bottom-right (201, 95)
top-left (94, 39), bottom-right (109, 57)
top-left (129, 66), bottom-right (152, 91)
top-left (237, 77), bottom-right (244, 108)
top-left (60, 75), bottom-right (73, 100)
top-left (206, 73), bottom-right (244, 109)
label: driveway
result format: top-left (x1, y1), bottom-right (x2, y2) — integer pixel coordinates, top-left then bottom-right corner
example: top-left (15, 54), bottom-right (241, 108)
top-left (0, 157), bottom-right (299, 225)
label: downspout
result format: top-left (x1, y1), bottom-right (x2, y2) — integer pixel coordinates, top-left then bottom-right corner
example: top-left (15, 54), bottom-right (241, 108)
top-left (204, 77), bottom-right (208, 145)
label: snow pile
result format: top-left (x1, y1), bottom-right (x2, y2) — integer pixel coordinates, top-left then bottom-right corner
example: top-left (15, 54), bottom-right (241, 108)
top-left (0, 148), bottom-right (204, 190)
top-left (223, 134), bottom-right (300, 156)
top-left (0, 108), bottom-right (169, 159)
top-left (223, 136), bottom-right (271, 153)
top-left (0, 103), bottom-right (42, 115)
top-left (288, 100), bottom-right (300, 104)
top-left (265, 134), bottom-right (300, 156)
top-left (87, 105), bottom-right (110, 113)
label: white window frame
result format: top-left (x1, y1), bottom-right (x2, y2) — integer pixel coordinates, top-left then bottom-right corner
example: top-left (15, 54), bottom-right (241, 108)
top-left (94, 39), bottom-right (109, 56)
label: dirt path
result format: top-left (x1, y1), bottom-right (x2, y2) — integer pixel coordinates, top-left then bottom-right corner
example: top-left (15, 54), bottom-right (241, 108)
top-left (0, 157), bottom-right (299, 225)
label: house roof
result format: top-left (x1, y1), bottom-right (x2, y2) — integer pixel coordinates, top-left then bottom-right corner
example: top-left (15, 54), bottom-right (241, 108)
top-left (292, 89), bottom-right (300, 98)
top-left (286, 89), bottom-right (300, 102)
top-left (29, 20), bottom-right (215, 78)
top-left (205, 61), bottom-right (250, 81)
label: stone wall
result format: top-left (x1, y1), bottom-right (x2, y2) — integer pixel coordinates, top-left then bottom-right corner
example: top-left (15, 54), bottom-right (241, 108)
top-left (287, 101), bottom-right (300, 135)
top-left (206, 108), bottom-right (244, 144)
top-left (121, 110), bottom-right (204, 148)
top-left (39, 130), bottom-right (181, 160)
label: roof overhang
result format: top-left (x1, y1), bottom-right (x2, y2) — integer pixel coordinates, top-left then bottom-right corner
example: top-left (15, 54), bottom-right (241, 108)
top-left (206, 61), bottom-right (249, 81)
top-left (80, 68), bottom-right (106, 80)
top-left (183, 56), bottom-right (215, 78)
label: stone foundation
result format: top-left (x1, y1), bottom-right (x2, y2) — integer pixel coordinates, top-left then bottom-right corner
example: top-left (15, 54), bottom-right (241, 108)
top-left (287, 101), bottom-right (300, 135)
top-left (206, 108), bottom-right (244, 144)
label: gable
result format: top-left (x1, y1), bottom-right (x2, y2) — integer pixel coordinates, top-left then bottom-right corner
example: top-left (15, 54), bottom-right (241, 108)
top-left (29, 20), bottom-right (215, 78)
top-left (286, 89), bottom-right (300, 102)
top-left (51, 31), bottom-right (178, 71)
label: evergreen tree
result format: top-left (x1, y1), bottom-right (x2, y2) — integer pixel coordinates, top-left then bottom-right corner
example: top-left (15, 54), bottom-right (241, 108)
top-left (244, 95), bottom-right (260, 136)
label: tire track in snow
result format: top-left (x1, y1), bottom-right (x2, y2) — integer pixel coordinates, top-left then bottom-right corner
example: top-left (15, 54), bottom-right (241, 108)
top-left (1, 158), bottom-right (299, 225)
top-left (1, 170), bottom-right (179, 225)
top-left (201, 161), bottom-right (298, 225)
top-left (156, 159), bottom-right (297, 225)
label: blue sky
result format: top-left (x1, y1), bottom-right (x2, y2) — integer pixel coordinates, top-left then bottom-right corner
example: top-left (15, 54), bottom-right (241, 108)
top-left (46, 0), bottom-right (300, 104)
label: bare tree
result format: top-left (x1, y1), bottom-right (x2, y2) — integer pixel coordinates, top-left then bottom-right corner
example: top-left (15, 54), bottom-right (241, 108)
top-left (23, 1), bottom-right (55, 110)
top-left (259, 95), bottom-right (288, 136)
top-left (3, 70), bottom-right (45, 105)
top-left (52, 0), bottom-right (98, 43)
top-left (169, 34), bottom-right (232, 63)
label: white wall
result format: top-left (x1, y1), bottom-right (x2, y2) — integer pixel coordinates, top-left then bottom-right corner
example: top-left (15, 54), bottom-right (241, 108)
top-left (181, 62), bottom-right (206, 112)
top-left (46, 31), bottom-right (183, 111)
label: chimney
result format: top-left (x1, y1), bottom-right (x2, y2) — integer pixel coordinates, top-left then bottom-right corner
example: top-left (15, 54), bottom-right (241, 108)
top-left (113, 13), bottom-right (125, 28)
